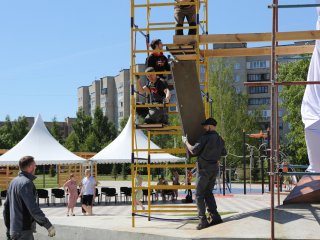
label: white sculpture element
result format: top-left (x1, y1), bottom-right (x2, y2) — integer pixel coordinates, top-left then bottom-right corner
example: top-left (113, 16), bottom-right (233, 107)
top-left (301, 1), bottom-right (320, 172)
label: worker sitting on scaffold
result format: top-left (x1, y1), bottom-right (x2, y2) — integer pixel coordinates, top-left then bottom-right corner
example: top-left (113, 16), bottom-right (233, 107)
top-left (136, 67), bottom-right (171, 124)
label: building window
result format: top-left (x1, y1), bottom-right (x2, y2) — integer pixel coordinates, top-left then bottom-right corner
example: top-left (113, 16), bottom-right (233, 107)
top-left (234, 75), bottom-right (241, 82)
top-left (249, 86), bottom-right (268, 94)
top-left (246, 61), bottom-right (270, 69)
top-left (119, 111), bottom-right (123, 117)
top-left (234, 63), bottom-right (241, 70)
top-left (120, 102), bottom-right (123, 107)
top-left (101, 88), bottom-right (107, 94)
top-left (248, 98), bottom-right (270, 105)
top-left (247, 73), bottom-right (270, 82)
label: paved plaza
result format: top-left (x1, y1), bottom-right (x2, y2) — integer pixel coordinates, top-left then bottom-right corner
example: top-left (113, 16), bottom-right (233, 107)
top-left (1, 182), bottom-right (319, 239)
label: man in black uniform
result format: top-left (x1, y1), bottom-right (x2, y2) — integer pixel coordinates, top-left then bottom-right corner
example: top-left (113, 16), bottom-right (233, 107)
top-left (136, 67), bottom-right (171, 124)
top-left (145, 39), bottom-right (171, 80)
top-left (182, 118), bottom-right (226, 230)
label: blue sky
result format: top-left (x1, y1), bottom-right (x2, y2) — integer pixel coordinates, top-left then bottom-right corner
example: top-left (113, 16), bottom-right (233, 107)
top-left (0, 0), bottom-right (316, 121)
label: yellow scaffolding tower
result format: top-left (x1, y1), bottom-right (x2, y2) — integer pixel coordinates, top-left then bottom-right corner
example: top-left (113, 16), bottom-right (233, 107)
top-left (130, 0), bottom-right (210, 227)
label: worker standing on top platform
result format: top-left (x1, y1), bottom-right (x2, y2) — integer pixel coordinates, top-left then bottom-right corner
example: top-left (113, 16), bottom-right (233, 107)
top-left (174, 0), bottom-right (197, 35)
top-left (182, 118), bottom-right (226, 230)
top-left (145, 39), bottom-right (171, 80)
top-left (136, 67), bottom-right (171, 124)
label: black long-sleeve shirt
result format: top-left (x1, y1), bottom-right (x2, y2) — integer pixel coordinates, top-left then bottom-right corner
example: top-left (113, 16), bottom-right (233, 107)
top-left (191, 131), bottom-right (227, 164)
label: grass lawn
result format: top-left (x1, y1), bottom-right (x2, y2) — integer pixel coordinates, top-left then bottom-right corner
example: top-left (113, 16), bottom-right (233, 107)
top-left (97, 175), bottom-right (161, 182)
top-left (34, 174), bottom-right (58, 188)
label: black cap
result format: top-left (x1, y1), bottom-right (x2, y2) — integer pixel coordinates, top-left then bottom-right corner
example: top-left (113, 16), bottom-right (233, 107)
top-left (201, 118), bottom-right (217, 126)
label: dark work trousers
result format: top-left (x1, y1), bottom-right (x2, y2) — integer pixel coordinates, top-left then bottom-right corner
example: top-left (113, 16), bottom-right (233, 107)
top-left (174, 5), bottom-right (196, 35)
top-left (145, 107), bottom-right (168, 124)
top-left (195, 160), bottom-right (219, 222)
top-left (11, 230), bottom-right (34, 240)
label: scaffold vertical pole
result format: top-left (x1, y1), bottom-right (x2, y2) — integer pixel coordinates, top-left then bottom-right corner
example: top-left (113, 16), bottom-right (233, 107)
top-left (147, 131), bottom-right (151, 221)
top-left (275, 0), bottom-right (281, 208)
top-left (130, 0), bottom-right (135, 228)
top-left (270, 0), bottom-right (277, 239)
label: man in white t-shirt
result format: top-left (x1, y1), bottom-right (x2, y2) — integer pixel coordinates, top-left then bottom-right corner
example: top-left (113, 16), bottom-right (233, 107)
top-left (79, 169), bottom-right (96, 216)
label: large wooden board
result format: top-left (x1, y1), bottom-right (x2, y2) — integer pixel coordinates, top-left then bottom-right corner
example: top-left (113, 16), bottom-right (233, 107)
top-left (283, 175), bottom-right (320, 204)
top-left (171, 61), bottom-right (206, 145)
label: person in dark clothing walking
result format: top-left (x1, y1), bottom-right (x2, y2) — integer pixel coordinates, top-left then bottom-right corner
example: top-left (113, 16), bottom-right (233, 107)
top-left (137, 67), bottom-right (171, 124)
top-left (174, 0), bottom-right (197, 35)
top-left (182, 118), bottom-right (226, 230)
top-left (3, 156), bottom-right (56, 240)
top-left (145, 39), bottom-right (171, 80)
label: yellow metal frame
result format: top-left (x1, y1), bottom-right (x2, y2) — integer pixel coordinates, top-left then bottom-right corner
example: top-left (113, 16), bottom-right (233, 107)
top-left (130, 0), bottom-right (209, 227)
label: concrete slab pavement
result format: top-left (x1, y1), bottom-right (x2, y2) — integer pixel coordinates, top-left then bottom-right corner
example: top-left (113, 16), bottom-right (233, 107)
top-left (1, 193), bottom-right (319, 240)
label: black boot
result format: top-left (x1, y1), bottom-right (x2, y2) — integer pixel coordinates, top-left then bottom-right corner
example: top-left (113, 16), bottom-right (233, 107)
top-left (197, 217), bottom-right (209, 230)
top-left (208, 212), bottom-right (223, 226)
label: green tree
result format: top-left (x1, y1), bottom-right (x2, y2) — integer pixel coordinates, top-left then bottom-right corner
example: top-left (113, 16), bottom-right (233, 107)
top-left (0, 115), bottom-right (13, 149)
top-left (84, 132), bottom-right (100, 152)
top-left (91, 106), bottom-right (117, 149)
top-left (111, 163), bottom-right (118, 180)
top-left (121, 163), bottom-right (129, 180)
top-left (120, 116), bottom-right (129, 132)
top-left (0, 115), bottom-right (29, 149)
top-left (279, 58), bottom-right (310, 164)
top-left (11, 116), bottom-right (29, 146)
top-left (50, 117), bottom-right (64, 144)
top-left (64, 132), bottom-right (80, 152)
top-left (209, 58), bottom-right (260, 167)
top-left (72, 107), bottom-right (92, 145)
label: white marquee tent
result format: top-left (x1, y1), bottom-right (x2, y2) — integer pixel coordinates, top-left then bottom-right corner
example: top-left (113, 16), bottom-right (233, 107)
top-left (301, 1), bottom-right (320, 172)
top-left (0, 114), bottom-right (85, 166)
top-left (91, 116), bottom-right (185, 163)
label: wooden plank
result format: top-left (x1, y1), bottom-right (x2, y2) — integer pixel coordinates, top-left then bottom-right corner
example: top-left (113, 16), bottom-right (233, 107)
top-left (173, 30), bottom-right (320, 44)
top-left (201, 45), bottom-right (314, 57)
top-left (174, 54), bottom-right (199, 61)
top-left (171, 61), bottom-right (206, 145)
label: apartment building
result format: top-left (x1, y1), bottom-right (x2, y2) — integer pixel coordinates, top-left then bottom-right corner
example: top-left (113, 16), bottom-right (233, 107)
top-left (78, 66), bottom-right (142, 128)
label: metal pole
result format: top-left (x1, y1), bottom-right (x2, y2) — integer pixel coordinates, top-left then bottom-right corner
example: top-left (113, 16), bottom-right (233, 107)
top-left (275, 0), bottom-right (281, 208)
top-left (223, 157), bottom-right (226, 196)
top-left (270, 0), bottom-right (277, 239)
top-left (268, 3), bottom-right (320, 9)
top-left (130, 0), bottom-right (135, 228)
top-left (261, 154), bottom-right (265, 194)
top-left (42, 165), bottom-right (46, 188)
top-left (243, 129), bottom-right (246, 195)
top-left (267, 128), bottom-right (271, 191)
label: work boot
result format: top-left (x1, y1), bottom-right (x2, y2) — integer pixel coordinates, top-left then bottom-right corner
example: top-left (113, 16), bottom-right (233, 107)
top-left (208, 213), bottom-right (223, 226)
top-left (196, 218), bottom-right (209, 230)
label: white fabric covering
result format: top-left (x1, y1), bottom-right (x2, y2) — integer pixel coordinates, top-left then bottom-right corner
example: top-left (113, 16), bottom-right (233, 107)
top-left (0, 115), bottom-right (85, 166)
top-left (301, 1), bottom-right (320, 172)
top-left (91, 116), bottom-right (185, 163)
